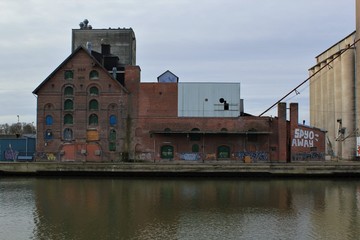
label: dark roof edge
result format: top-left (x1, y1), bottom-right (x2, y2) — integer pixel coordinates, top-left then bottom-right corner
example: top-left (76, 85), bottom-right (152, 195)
top-left (314, 31), bottom-right (356, 59)
top-left (33, 46), bottom-right (130, 94)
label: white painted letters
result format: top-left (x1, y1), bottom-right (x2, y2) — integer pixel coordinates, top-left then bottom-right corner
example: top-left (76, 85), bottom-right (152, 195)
top-left (292, 128), bottom-right (317, 147)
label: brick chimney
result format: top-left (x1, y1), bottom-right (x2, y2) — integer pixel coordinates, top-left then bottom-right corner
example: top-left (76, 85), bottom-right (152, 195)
top-left (277, 102), bottom-right (287, 162)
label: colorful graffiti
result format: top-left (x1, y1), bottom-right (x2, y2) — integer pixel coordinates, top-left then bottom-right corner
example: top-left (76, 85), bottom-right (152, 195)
top-left (36, 152), bottom-right (58, 161)
top-left (292, 128), bottom-right (319, 148)
top-left (179, 153), bottom-right (201, 161)
top-left (136, 152), bottom-right (153, 161)
top-left (235, 151), bottom-right (269, 162)
top-left (292, 152), bottom-right (324, 161)
top-left (205, 153), bottom-right (216, 160)
top-left (4, 148), bottom-right (18, 161)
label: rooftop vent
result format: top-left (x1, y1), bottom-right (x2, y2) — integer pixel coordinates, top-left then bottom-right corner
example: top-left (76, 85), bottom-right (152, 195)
top-left (79, 19), bottom-right (92, 29)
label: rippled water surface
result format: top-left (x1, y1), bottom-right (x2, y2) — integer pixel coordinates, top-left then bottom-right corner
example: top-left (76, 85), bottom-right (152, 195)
top-left (0, 177), bottom-right (359, 240)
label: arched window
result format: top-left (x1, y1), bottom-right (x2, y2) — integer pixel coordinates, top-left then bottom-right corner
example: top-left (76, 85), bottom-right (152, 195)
top-left (89, 114), bottom-right (98, 125)
top-left (64, 86), bottom-right (73, 96)
top-left (161, 145), bottom-right (174, 159)
top-left (109, 115), bottom-right (117, 126)
top-left (190, 128), bottom-right (201, 141)
top-left (217, 145), bottom-right (230, 159)
top-left (63, 128), bottom-right (73, 141)
top-left (109, 129), bottom-right (116, 151)
top-left (89, 86), bottom-right (99, 96)
top-left (89, 99), bottom-right (99, 110)
top-left (45, 129), bottom-right (53, 140)
top-left (64, 99), bottom-right (74, 110)
top-left (192, 144), bottom-right (199, 153)
top-left (64, 114), bottom-right (73, 125)
top-left (109, 129), bottom-right (116, 142)
top-left (109, 142), bottom-right (116, 151)
top-left (45, 115), bottom-right (53, 125)
top-left (89, 70), bottom-right (99, 79)
top-left (64, 70), bottom-right (73, 80)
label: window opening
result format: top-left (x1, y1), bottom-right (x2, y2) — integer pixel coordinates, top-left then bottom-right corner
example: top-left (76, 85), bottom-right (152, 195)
top-left (217, 145), bottom-right (230, 159)
top-left (45, 115), bottom-right (53, 125)
top-left (45, 129), bottom-right (53, 140)
top-left (64, 70), bottom-right (73, 80)
top-left (89, 86), bottom-right (99, 96)
top-left (89, 114), bottom-right (98, 125)
top-left (63, 128), bottom-right (73, 141)
top-left (64, 114), bottom-right (73, 125)
top-left (89, 99), bottom-right (99, 110)
top-left (64, 86), bottom-right (73, 96)
top-left (192, 144), bottom-right (199, 153)
top-left (64, 99), bottom-right (74, 110)
top-left (161, 145), bottom-right (174, 159)
top-left (109, 115), bottom-right (117, 126)
top-left (89, 70), bottom-right (99, 79)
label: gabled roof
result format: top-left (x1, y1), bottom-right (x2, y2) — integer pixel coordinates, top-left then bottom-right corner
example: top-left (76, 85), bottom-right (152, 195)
top-left (157, 70), bottom-right (179, 83)
top-left (32, 46), bottom-right (129, 94)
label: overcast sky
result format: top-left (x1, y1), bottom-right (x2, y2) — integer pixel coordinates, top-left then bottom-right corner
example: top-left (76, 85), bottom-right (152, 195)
top-left (0, 0), bottom-right (355, 125)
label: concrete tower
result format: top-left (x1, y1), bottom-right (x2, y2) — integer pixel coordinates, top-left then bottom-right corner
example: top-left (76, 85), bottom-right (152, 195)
top-left (309, 2), bottom-right (358, 160)
top-left (356, 0), bottom-right (360, 158)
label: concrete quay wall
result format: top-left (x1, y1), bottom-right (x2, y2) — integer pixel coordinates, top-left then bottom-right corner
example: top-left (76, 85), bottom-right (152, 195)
top-left (1, 162), bottom-right (360, 177)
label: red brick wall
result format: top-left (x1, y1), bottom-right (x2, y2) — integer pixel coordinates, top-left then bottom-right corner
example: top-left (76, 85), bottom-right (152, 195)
top-left (35, 48), bottom-right (131, 161)
top-left (277, 103), bottom-right (287, 162)
top-left (139, 83), bottom-right (178, 117)
top-left (289, 103), bottom-right (325, 161)
top-left (135, 115), bottom-right (274, 161)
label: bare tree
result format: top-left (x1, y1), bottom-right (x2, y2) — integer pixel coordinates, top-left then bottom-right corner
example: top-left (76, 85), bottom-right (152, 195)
top-left (0, 123), bottom-right (36, 136)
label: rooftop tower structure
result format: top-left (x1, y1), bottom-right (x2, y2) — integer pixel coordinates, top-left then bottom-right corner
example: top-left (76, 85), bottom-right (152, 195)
top-left (72, 19), bottom-right (136, 66)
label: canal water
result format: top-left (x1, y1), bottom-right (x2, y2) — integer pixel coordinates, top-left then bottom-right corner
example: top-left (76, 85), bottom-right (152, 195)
top-left (0, 177), bottom-right (359, 240)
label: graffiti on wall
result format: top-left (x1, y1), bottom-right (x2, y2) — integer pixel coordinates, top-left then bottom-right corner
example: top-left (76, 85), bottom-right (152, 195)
top-left (292, 152), bottom-right (324, 161)
top-left (179, 153), bottom-right (201, 161)
top-left (136, 152), bottom-right (153, 161)
top-left (235, 151), bottom-right (269, 162)
top-left (292, 128), bottom-right (319, 148)
top-left (205, 153), bottom-right (216, 160)
top-left (4, 148), bottom-right (18, 161)
top-left (36, 152), bottom-right (57, 161)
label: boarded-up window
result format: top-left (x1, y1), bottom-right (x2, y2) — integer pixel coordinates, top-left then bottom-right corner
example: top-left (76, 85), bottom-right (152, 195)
top-left (109, 115), bottom-right (117, 126)
top-left (45, 115), bottom-right (53, 125)
top-left (87, 129), bottom-right (99, 141)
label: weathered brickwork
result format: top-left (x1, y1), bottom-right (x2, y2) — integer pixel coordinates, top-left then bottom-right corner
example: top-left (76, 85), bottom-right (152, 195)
top-left (34, 48), bottom-right (134, 162)
top-left (33, 44), bottom-right (325, 163)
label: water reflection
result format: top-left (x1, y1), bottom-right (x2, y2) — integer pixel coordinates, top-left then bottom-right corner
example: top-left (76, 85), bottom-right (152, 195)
top-left (1, 178), bottom-right (360, 240)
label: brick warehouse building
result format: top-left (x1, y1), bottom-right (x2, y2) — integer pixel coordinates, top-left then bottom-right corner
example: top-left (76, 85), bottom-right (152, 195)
top-left (33, 23), bottom-right (325, 162)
